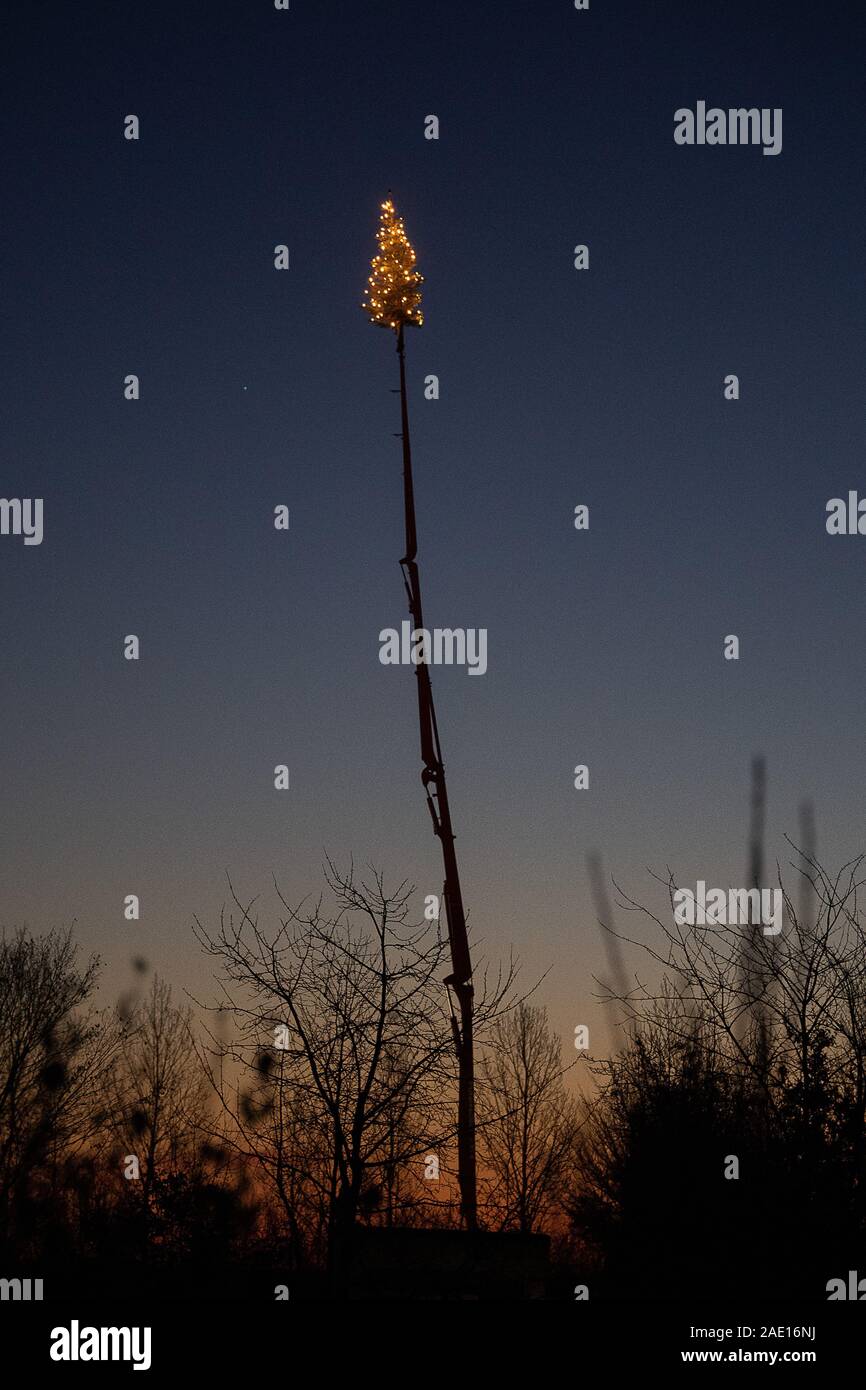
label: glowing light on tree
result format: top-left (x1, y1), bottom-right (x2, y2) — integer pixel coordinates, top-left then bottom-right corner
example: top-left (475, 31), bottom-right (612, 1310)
top-left (361, 197), bottom-right (424, 330)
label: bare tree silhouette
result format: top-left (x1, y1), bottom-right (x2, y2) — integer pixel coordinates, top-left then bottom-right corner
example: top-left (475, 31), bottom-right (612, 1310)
top-left (191, 859), bottom-right (518, 1284)
top-left (110, 974), bottom-right (208, 1203)
top-left (477, 1002), bottom-right (577, 1233)
top-left (0, 926), bottom-right (122, 1256)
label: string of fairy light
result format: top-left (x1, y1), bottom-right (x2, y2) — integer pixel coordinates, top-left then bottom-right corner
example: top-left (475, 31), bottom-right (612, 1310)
top-left (361, 198), bottom-right (424, 330)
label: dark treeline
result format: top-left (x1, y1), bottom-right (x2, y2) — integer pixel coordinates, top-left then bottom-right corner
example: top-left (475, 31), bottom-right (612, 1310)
top-left (574, 847), bottom-right (866, 1301)
top-left (1, 851), bottom-right (865, 1299)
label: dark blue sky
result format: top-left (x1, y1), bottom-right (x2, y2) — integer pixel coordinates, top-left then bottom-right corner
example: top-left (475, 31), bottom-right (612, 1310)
top-left (2, 0), bottom-right (864, 1049)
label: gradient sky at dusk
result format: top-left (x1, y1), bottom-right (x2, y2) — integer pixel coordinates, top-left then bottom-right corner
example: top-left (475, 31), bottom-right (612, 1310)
top-left (3, 0), bottom-right (864, 1055)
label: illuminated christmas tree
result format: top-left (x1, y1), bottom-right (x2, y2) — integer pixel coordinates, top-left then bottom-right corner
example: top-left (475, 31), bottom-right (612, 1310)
top-left (361, 197), bottom-right (424, 330)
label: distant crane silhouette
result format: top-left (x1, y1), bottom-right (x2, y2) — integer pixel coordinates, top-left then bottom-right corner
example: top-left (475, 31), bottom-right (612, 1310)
top-left (587, 850), bottom-right (631, 1053)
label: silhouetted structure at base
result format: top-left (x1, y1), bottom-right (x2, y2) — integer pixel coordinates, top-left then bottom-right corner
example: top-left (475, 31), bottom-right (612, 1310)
top-left (346, 1227), bottom-right (550, 1300)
